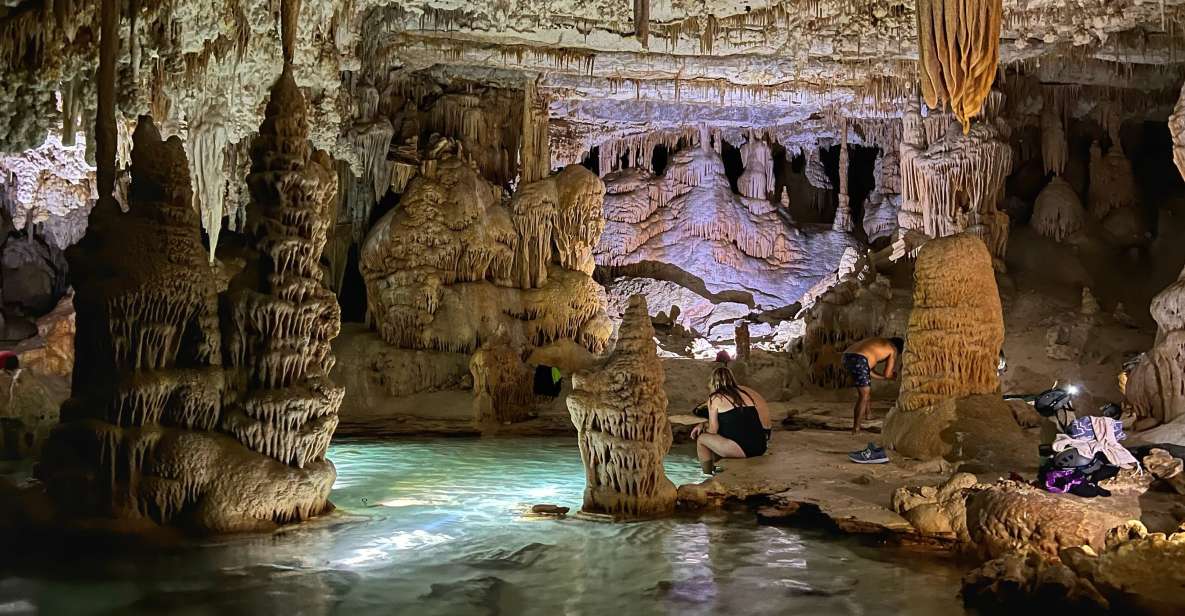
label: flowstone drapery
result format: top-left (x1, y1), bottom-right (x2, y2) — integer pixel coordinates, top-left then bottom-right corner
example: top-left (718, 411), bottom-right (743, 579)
top-left (883, 234), bottom-right (1025, 464)
top-left (39, 107), bottom-right (339, 533)
top-left (916, 0), bottom-right (1002, 132)
top-left (567, 295), bottom-right (677, 519)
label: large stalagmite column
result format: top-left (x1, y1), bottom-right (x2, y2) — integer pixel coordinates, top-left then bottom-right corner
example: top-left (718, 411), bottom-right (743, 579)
top-left (883, 234), bottom-right (1026, 464)
top-left (567, 295), bottom-right (677, 519)
top-left (1127, 266), bottom-right (1185, 430)
top-left (833, 121), bottom-right (854, 232)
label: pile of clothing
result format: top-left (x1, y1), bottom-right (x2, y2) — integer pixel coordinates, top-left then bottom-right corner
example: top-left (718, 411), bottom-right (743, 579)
top-left (1038, 415), bottom-right (1137, 498)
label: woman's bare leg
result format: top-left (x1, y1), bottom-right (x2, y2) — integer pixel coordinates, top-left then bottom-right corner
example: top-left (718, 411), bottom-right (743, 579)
top-left (696, 434), bottom-right (747, 473)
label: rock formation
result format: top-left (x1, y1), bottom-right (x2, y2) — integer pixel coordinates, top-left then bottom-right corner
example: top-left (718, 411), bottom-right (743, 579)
top-left (1126, 263), bottom-right (1185, 431)
top-left (359, 141), bottom-right (610, 422)
top-left (37, 71), bottom-right (341, 533)
top-left (916, 0), bottom-right (1002, 132)
top-left (598, 131), bottom-right (859, 312)
top-left (1031, 176), bottom-right (1084, 242)
top-left (567, 295), bottom-right (676, 519)
top-left (898, 95), bottom-right (1012, 263)
top-left (883, 234), bottom-right (1026, 463)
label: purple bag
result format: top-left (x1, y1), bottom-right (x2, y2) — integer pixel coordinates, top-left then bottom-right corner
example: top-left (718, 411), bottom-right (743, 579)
top-left (1043, 468), bottom-right (1085, 494)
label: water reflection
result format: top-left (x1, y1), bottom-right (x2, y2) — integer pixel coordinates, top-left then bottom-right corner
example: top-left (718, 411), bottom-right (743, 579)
top-left (0, 438), bottom-right (966, 615)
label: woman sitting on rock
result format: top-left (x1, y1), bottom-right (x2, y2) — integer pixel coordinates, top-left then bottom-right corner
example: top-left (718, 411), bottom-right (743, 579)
top-left (690, 367), bottom-right (771, 474)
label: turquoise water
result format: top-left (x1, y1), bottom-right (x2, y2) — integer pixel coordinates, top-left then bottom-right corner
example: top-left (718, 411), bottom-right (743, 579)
top-left (1, 438), bottom-right (967, 615)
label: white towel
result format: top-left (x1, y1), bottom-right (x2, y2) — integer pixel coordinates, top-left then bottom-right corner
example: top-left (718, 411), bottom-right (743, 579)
top-left (1052, 415), bottom-right (1139, 470)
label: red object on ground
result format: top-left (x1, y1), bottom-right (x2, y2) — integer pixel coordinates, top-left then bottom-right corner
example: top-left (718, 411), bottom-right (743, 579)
top-left (0, 350), bottom-right (17, 369)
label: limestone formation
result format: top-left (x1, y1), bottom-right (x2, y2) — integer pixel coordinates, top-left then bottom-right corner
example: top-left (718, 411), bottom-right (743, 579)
top-left (964, 480), bottom-right (1133, 560)
top-left (1031, 177), bottom-right (1084, 243)
top-left (598, 132), bottom-right (859, 312)
top-left (1061, 522), bottom-right (1185, 611)
top-left (796, 254), bottom-right (902, 388)
top-left (898, 95), bottom-right (1012, 262)
top-left (359, 140), bottom-right (609, 423)
top-left (1040, 105), bottom-right (1067, 177)
top-left (37, 75), bottom-right (340, 533)
top-left (884, 235), bottom-right (1024, 462)
top-left (567, 295), bottom-right (676, 519)
top-left (1126, 263), bottom-right (1185, 429)
top-left (916, 0), bottom-right (1002, 132)
top-left (1087, 141), bottom-right (1138, 222)
top-left (892, 472), bottom-right (978, 540)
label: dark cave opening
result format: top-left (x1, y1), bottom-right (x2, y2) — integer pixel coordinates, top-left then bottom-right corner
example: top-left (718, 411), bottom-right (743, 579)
top-left (820, 143), bottom-right (881, 241)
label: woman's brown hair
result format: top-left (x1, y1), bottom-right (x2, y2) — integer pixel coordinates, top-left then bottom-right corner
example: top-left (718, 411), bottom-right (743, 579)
top-left (708, 366), bottom-right (749, 409)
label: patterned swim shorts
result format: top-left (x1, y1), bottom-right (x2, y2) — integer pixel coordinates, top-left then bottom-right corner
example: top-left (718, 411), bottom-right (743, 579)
top-left (842, 353), bottom-right (872, 387)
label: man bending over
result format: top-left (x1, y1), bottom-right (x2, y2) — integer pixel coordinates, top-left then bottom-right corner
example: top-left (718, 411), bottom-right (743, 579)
top-left (842, 337), bottom-right (904, 434)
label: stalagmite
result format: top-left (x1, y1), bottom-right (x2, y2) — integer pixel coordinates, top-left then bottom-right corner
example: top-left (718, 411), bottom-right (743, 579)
top-left (883, 234), bottom-right (1025, 464)
top-left (1127, 264), bottom-right (1185, 429)
top-left (737, 130), bottom-right (774, 201)
top-left (916, 0), bottom-right (1002, 132)
top-left (1087, 141), bottom-right (1138, 221)
top-left (1031, 177), bottom-right (1084, 243)
top-left (567, 295), bottom-right (676, 519)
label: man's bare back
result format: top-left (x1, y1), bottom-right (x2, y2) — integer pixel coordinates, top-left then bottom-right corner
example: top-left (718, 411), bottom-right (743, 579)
top-left (844, 338), bottom-right (898, 379)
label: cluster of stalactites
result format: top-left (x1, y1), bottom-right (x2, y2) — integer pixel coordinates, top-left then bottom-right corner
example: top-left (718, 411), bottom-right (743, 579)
top-left (897, 234), bottom-right (1004, 413)
top-left (567, 295), bottom-right (676, 519)
top-left (898, 94), bottom-right (1012, 261)
top-left (595, 127), bottom-right (705, 177)
top-left (360, 155), bottom-right (607, 356)
top-left (916, 0), bottom-right (1002, 133)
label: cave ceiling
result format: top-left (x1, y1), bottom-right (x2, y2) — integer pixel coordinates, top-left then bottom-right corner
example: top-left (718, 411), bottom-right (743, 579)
top-left (3, 0), bottom-right (1185, 164)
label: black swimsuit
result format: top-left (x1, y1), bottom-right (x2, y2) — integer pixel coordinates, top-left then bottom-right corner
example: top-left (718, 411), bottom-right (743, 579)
top-left (715, 401), bottom-right (768, 458)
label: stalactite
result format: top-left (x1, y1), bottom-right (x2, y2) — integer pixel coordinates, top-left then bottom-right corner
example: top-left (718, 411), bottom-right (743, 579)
top-left (917, 0), bottom-right (1002, 132)
top-left (520, 78), bottom-right (550, 185)
top-left (94, 0), bottom-right (119, 213)
top-left (633, 0), bottom-right (649, 48)
top-left (186, 106), bottom-right (230, 263)
top-left (1041, 104), bottom-right (1067, 177)
top-left (568, 295), bottom-right (676, 519)
top-left (898, 94), bottom-right (1012, 262)
top-left (833, 120), bottom-right (854, 232)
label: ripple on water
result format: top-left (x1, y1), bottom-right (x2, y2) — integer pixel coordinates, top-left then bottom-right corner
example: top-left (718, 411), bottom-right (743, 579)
top-left (0, 438), bottom-right (968, 615)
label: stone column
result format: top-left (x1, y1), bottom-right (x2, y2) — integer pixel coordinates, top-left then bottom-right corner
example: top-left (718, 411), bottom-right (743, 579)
top-left (567, 295), bottom-right (676, 518)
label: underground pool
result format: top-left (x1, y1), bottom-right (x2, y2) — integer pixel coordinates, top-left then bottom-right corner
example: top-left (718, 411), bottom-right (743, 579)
top-left (0, 438), bottom-right (967, 615)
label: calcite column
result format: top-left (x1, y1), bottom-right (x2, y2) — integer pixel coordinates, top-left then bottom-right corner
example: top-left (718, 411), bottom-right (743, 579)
top-left (40, 114), bottom-right (338, 533)
top-left (833, 121), bottom-right (854, 232)
top-left (224, 67), bottom-right (342, 470)
top-left (567, 295), bottom-right (676, 518)
top-left (1127, 264), bottom-right (1185, 429)
top-left (883, 234), bottom-right (1024, 462)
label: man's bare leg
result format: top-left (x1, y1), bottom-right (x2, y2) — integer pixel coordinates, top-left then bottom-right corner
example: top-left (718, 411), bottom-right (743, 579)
top-left (852, 386), bottom-right (871, 434)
